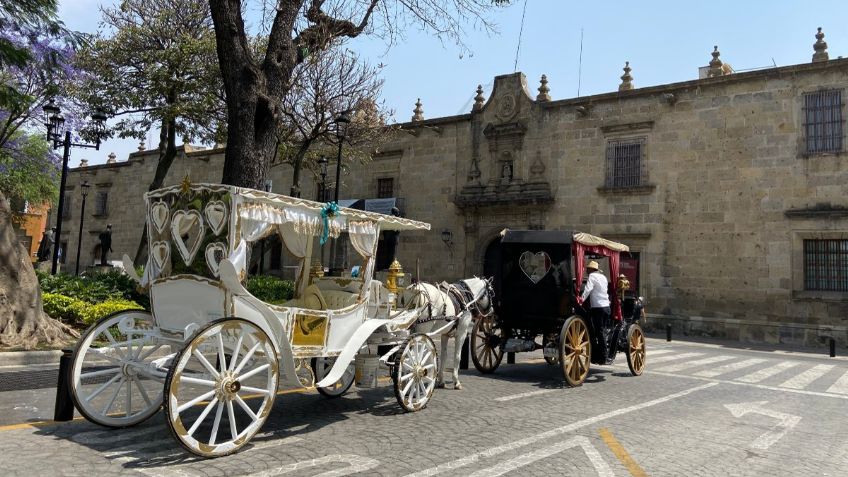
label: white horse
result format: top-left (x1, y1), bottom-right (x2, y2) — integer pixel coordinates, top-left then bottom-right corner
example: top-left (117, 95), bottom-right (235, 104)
top-left (402, 277), bottom-right (494, 390)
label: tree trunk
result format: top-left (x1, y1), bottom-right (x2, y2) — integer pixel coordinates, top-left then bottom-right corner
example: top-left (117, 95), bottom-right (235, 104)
top-left (0, 192), bottom-right (77, 349)
top-left (289, 139), bottom-right (312, 197)
top-left (133, 116), bottom-right (179, 266)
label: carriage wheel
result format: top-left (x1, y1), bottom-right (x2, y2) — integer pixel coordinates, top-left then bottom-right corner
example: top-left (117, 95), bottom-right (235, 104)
top-left (626, 324), bottom-right (646, 376)
top-left (70, 310), bottom-right (165, 428)
top-left (312, 357), bottom-right (355, 398)
top-left (471, 315), bottom-right (504, 374)
top-left (558, 316), bottom-right (591, 387)
top-left (165, 318), bottom-right (278, 458)
top-left (392, 334), bottom-right (438, 412)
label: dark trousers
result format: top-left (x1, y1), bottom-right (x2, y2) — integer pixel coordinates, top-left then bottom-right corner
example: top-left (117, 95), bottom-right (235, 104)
top-left (589, 306), bottom-right (612, 361)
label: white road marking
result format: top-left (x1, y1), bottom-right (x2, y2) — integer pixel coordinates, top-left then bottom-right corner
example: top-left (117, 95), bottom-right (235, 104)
top-left (826, 370), bottom-right (848, 395)
top-left (780, 364), bottom-right (834, 389)
top-left (641, 352), bottom-right (703, 365)
top-left (404, 382), bottom-right (717, 477)
top-left (724, 400), bottom-right (801, 450)
top-left (494, 389), bottom-right (557, 402)
top-left (467, 436), bottom-right (613, 477)
top-left (640, 348), bottom-right (676, 357)
top-left (735, 361), bottom-right (799, 383)
top-left (653, 355), bottom-right (735, 373)
top-left (648, 370), bottom-right (848, 400)
top-left (693, 358), bottom-right (766, 378)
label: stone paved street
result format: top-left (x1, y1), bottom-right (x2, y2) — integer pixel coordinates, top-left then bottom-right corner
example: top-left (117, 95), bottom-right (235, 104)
top-left (1, 337), bottom-right (847, 476)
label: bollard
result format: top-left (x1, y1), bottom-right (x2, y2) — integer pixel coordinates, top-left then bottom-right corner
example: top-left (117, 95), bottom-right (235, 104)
top-left (830, 338), bottom-right (836, 358)
top-left (666, 323), bottom-right (672, 342)
top-left (54, 349), bottom-right (75, 422)
top-left (459, 337), bottom-right (469, 370)
top-left (507, 352), bottom-right (516, 364)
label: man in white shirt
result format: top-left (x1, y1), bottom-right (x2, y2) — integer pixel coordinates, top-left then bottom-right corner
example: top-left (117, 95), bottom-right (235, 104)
top-left (580, 260), bottom-right (613, 364)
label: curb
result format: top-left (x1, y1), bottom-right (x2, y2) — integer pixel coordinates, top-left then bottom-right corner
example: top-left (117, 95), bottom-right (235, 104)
top-left (0, 350), bottom-right (63, 367)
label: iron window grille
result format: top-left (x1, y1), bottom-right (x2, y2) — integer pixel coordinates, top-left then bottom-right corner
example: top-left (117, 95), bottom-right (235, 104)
top-left (377, 178), bottom-right (394, 198)
top-left (94, 191), bottom-right (108, 216)
top-left (803, 89), bottom-right (844, 154)
top-left (803, 239), bottom-right (848, 292)
top-left (605, 137), bottom-right (646, 188)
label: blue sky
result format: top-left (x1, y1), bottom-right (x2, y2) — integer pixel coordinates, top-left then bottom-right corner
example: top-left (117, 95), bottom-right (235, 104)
top-left (58, 0), bottom-right (848, 165)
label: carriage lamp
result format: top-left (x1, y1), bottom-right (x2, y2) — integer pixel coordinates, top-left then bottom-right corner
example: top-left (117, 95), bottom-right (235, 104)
top-left (42, 99), bottom-right (110, 275)
top-left (441, 229), bottom-right (453, 248)
top-left (333, 111), bottom-right (351, 203)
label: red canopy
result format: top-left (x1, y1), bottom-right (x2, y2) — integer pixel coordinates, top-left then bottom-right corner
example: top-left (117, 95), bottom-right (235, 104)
top-left (573, 236), bottom-right (626, 321)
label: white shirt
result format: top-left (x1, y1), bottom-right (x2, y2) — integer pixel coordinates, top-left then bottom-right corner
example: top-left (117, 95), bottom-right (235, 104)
top-left (581, 271), bottom-right (610, 308)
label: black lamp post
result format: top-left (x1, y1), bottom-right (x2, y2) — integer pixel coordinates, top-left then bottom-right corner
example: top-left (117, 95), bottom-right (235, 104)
top-left (43, 99), bottom-right (108, 275)
top-left (74, 181), bottom-right (90, 275)
top-left (333, 111), bottom-right (351, 203)
top-left (317, 155), bottom-right (329, 201)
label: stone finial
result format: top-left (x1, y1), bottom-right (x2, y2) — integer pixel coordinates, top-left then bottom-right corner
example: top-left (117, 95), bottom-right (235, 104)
top-left (138, 140), bottom-right (146, 151)
top-left (619, 61), bottom-right (634, 91)
top-left (536, 75), bottom-right (551, 101)
top-left (106, 152), bottom-right (117, 164)
top-left (79, 159), bottom-right (88, 167)
top-left (411, 98), bottom-right (424, 122)
top-left (708, 46), bottom-right (724, 77)
top-left (813, 27), bottom-right (829, 63)
top-left (473, 85), bottom-right (485, 112)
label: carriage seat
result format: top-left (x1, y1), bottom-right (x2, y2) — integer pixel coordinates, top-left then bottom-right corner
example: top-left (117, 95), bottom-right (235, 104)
top-left (280, 284), bottom-right (357, 310)
top-left (321, 289), bottom-right (359, 310)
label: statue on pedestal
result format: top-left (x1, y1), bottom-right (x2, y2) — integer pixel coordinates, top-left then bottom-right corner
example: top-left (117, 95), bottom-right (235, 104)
top-left (98, 224), bottom-right (113, 266)
top-left (36, 227), bottom-right (55, 262)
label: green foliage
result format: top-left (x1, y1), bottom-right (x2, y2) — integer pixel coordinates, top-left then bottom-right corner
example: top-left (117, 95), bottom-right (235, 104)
top-left (37, 269), bottom-right (150, 310)
top-left (245, 275), bottom-right (295, 305)
top-left (0, 132), bottom-right (58, 207)
top-left (77, 299), bottom-right (144, 325)
top-left (41, 292), bottom-right (86, 324)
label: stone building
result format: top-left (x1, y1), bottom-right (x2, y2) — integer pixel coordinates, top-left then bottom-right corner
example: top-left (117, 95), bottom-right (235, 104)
top-left (53, 34), bottom-right (848, 347)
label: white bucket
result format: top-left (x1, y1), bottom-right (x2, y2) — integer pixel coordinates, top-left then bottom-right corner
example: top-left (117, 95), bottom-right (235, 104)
top-left (354, 354), bottom-right (379, 388)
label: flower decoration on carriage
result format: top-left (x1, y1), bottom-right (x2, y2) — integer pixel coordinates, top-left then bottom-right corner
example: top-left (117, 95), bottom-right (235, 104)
top-left (319, 201), bottom-right (341, 245)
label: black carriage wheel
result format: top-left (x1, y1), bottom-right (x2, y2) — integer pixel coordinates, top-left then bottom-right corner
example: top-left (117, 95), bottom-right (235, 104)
top-left (312, 357), bottom-right (355, 398)
top-left (470, 315), bottom-right (504, 374)
top-left (558, 316), bottom-right (591, 387)
top-left (626, 324), bottom-right (646, 376)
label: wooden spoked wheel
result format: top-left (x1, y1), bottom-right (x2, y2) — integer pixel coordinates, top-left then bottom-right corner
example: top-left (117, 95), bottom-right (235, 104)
top-left (558, 316), bottom-right (591, 387)
top-left (392, 334), bottom-right (438, 412)
top-left (312, 357), bottom-right (355, 398)
top-left (470, 315), bottom-right (504, 374)
top-left (70, 310), bottom-right (166, 428)
top-left (165, 318), bottom-right (278, 457)
top-left (626, 324), bottom-right (646, 376)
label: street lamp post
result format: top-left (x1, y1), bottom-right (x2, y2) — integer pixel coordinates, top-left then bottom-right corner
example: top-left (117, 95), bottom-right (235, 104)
top-left (317, 155), bottom-right (329, 202)
top-left (74, 181), bottom-right (90, 275)
top-left (43, 99), bottom-right (107, 275)
top-left (333, 111), bottom-right (350, 203)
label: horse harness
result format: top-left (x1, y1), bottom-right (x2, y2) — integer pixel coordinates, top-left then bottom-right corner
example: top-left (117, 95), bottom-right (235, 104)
top-left (415, 280), bottom-right (477, 325)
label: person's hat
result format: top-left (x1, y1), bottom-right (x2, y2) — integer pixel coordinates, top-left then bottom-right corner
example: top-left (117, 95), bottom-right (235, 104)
top-left (587, 260), bottom-right (599, 271)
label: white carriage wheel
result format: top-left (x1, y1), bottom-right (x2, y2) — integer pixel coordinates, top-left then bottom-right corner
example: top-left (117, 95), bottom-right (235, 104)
top-left (164, 318), bottom-right (279, 458)
top-left (392, 334), bottom-right (438, 412)
top-left (70, 310), bottom-right (166, 428)
top-left (312, 357), bottom-right (354, 398)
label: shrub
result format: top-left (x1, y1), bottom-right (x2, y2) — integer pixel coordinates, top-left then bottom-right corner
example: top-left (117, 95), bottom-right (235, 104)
top-left (42, 292), bottom-right (87, 325)
top-left (77, 299), bottom-right (145, 325)
top-left (245, 275), bottom-right (295, 305)
top-left (37, 269), bottom-right (150, 310)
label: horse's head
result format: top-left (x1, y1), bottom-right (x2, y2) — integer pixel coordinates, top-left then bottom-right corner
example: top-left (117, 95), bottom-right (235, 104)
top-left (464, 276), bottom-right (495, 317)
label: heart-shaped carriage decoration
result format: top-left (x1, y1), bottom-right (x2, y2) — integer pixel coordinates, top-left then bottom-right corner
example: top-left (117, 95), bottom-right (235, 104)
top-left (519, 250), bottom-right (552, 284)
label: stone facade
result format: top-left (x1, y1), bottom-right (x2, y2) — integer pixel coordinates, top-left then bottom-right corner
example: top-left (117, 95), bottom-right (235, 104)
top-left (53, 55), bottom-right (848, 349)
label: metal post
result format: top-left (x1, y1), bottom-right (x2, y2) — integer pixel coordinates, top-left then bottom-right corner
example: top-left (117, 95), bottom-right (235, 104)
top-left (666, 323), bottom-right (672, 342)
top-left (50, 131), bottom-right (72, 275)
top-left (459, 336), bottom-right (469, 370)
top-left (334, 138), bottom-right (343, 204)
top-left (53, 349), bottom-right (75, 421)
top-left (507, 352), bottom-right (515, 364)
top-left (74, 188), bottom-right (88, 275)
top-left (830, 338), bottom-right (836, 358)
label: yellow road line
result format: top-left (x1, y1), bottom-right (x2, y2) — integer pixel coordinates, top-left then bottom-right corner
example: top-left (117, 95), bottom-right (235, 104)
top-left (598, 427), bottom-right (649, 477)
top-left (0, 377), bottom-right (394, 433)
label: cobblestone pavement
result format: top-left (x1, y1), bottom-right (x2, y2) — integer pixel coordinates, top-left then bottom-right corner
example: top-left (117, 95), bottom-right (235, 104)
top-left (1, 337), bottom-right (846, 476)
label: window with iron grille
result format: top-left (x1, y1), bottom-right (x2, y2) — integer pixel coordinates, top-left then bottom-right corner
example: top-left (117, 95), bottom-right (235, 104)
top-left (605, 138), bottom-right (645, 188)
top-left (61, 194), bottom-right (71, 220)
top-left (803, 89), bottom-right (844, 154)
top-left (377, 178), bottom-right (394, 198)
top-left (94, 191), bottom-right (108, 216)
top-left (803, 239), bottom-right (848, 291)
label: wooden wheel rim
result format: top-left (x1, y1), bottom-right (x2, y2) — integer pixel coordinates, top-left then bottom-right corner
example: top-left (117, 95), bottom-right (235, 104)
top-left (70, 311), bottom-right (165, 428)
top-left (561, 317), bottom-right (590, 385)
top-left (471, 315), bottom-right (504, 372)
top-left (628, 326), bottom-right (646, 375)
top-left (395, 334), bottom-right (438, 412)
top-left (165, 319), bottom-right (278, 457)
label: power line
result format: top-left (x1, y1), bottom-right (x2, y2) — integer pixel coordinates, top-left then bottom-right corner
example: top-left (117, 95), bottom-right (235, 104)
top-left (513, 0), bottom-right (529, 72)
top-left (577, 28), bottom-right (584, 97)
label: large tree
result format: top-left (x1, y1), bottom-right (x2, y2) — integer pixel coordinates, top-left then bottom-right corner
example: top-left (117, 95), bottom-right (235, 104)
top-left (74, 0), bottom-right (226, 264)
top-left (280, 46), bottom-right (391, 198)
top-left (209, 0), bottom-right (508, 189)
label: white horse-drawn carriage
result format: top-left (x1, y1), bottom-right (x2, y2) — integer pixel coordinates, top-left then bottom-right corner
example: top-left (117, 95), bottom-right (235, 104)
top-left (68, 183), bottom-right (492, 457)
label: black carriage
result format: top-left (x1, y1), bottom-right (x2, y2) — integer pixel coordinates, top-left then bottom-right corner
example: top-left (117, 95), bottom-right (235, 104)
top-left (471, 230), bottom-right (647, 386)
